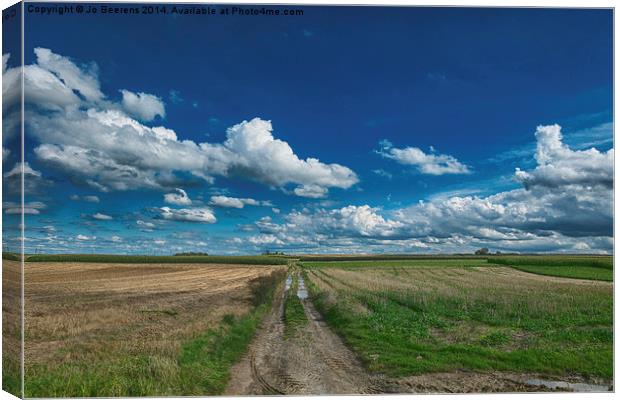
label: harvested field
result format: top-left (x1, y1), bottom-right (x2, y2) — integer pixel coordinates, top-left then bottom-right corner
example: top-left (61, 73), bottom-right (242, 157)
top-left (23, 262), bottom-right (286, 397)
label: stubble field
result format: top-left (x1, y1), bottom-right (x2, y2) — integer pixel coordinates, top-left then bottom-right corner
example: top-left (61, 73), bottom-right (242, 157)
top-left (23, 261), bottom-right (286, 397)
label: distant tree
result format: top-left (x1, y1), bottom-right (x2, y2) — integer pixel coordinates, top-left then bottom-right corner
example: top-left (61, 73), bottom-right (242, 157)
top-left (475, 248), bottom-right (490, 255)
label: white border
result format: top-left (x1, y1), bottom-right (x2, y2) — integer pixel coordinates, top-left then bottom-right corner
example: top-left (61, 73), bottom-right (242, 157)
top-left (0, 1), bottom-right (615, 400)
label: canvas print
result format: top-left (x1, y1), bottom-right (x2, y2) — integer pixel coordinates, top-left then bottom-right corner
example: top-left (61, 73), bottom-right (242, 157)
top-left (1, 2), bottom-right (614, 397)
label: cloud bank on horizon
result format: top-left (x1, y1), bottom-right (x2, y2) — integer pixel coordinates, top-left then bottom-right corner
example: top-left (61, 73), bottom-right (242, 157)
top-left (2, 46), bottom-right (613, 255)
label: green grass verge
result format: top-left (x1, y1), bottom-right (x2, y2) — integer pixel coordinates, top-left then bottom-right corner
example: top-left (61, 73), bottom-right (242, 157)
top-left (510, 265), bottom-right (613, 281)
top-left (305, 267), bottom-right (612, 379)
top-left (488, 256), bottom-right (612, 270)
top-left (24, 271), bottom-right (285, 397)
top-left (298, 254), bottom-right (489, 262)
top-left (488, 255), bottom-right (613, 281)
top-left (25, 254), bottom-right (288, 265)
top-left (301, 259), bottom-right (493, 268)
top-left (283, 275), bottom-right (307, 337)
top-left (176, 307), bottom-right (268, 395)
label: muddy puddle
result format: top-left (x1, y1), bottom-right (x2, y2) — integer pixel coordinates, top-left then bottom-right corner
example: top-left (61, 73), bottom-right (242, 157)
top-left (285, 275), bottom-right (292, 291)
top-left (297, 276), bottom-right (308, 299)
top-left (525, 379), bottom-right (612, 392)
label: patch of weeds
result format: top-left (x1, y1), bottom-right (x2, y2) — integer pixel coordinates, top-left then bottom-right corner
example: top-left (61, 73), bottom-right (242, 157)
top-left (284, 275), bottom-right (307, 337)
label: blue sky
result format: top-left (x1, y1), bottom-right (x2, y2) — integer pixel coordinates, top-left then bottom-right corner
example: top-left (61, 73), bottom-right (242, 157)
top-left (2, 5), bottom-right (613, 254)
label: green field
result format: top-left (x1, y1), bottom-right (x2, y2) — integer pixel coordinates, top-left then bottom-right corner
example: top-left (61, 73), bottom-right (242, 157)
top-left (509, 265), bottom-right (613, 281)
top-left (488, 255), bottom-right (612, 269)
top-left (488, 255), bottom-right (613, 281)
top-left (297, 254), bottom-right (489, 262)
top-left (303, 258), bottom-right (613, 379)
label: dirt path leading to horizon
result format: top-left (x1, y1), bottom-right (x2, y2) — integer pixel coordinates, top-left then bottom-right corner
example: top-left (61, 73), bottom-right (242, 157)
top-left (225, 274), bottom-right (385, 395)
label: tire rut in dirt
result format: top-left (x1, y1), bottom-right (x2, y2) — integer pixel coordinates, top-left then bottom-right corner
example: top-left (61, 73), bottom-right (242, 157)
top-left (226, 274), bottom-right (381, 395)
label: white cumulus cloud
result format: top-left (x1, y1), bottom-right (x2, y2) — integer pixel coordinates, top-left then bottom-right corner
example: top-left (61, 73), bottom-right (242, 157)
top-left (514, 124), bottom-right (613, 189)
top-left (293, 184), bottom-right (329, 198)
top-left (14, 49), bottom-right (358, 198)
top-left (34, 47), bottom-right (104, 103)
top-left (209, 195), bottom-right (271, 208)
top-left (223, 118), bottom-right (359, 196)
top-left (70, 194), bottom-right (100, 203)
top-left (160, 206), bottom-right (216, 223)
top-left (378, 140), bottom-right (471, 175)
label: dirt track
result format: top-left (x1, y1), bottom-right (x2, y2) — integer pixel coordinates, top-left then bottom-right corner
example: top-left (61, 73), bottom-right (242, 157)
top-left (226, 275), bottom-right (385, 395)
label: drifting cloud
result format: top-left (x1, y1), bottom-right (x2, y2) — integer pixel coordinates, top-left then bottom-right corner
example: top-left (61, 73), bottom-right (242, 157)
top-left (164, 188), bottom-right (192, 205)
top-left (4, 162), bottom-right (41, 179)
top-left (209, 195), bottom-right (271, 208)
top-left (378, 140), bottom-right (471, 175)
top-left (372, 168), bottom-right (393, 179)
top-left (70, 194), bottom-right (100, 203)
top-left (14, 49), bottom-right (358, 197)
top-left (3, 201), bottom-right (47, 215)
top-left (293, 184), bottom-right (329, 198)
top-left (160, 206), bottom-right (216, 223)
top-left (2, 162), bottom-right (52, 195)
top-left (136, 220), bottom-right (156, 231)
top-left (76, 234), bottom-right (95, 241)
top-left (169, 89), bottom-right (183, 104)
top-left (92, 213), bottom-right (113, 221)
top-left (120, 89), bottom-right (165, 121)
